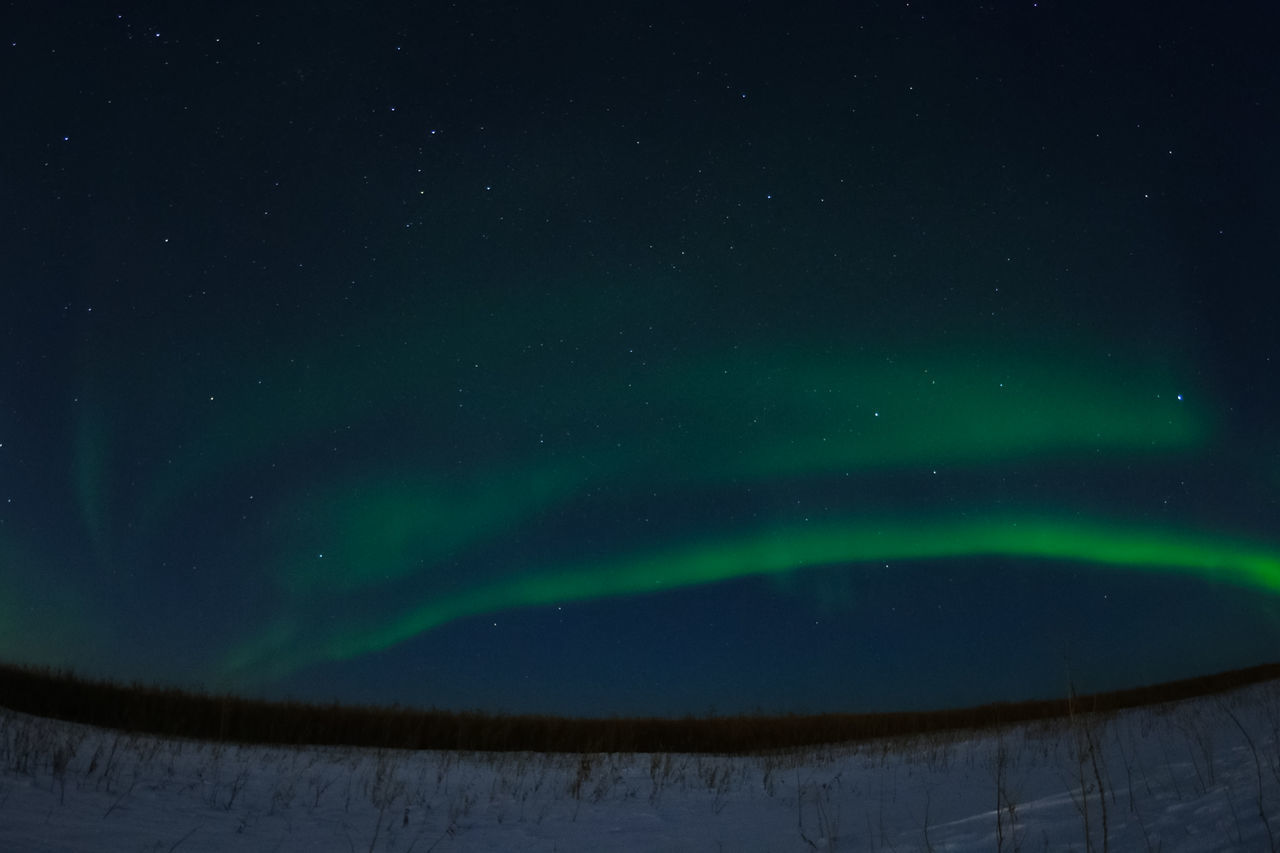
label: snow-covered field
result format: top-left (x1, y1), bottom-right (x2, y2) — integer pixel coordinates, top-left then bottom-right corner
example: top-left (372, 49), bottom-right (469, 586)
top-left (3, 680), bottom-right (1279, 852)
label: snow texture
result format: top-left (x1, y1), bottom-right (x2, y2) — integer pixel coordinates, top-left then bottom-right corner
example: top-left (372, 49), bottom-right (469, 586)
top-left (3, 680), bottom-right (1279, 851)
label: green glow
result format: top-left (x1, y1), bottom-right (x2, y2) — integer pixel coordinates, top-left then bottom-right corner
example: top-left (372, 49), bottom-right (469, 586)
top-left (213, 339), bottom-right (1207, 684)
top-left (644, 346), bottom-right (1204, 479)
top-left (221, 513), bottom-right (1280, 683)
top-left (72, 282), bottom-right (1218, 691)
top-left (130, 282), bottom-right (638, 532)
top-left (278, 464), bottom-right (585, 593)
top-left (127, 303), bottom-right (1205, 537)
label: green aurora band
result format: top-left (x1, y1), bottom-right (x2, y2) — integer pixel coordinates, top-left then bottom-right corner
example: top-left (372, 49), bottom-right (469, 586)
top-left (63, 298), bottom-right (1255, 691)
top-left (220, 512), bottom-right (1280, 683)
top-left (113, 340), bottom-right (1204, 573)
top-left (274, 463), bottom-right (589, 594)
top-left (97, 297), bottom-right (1203, 548)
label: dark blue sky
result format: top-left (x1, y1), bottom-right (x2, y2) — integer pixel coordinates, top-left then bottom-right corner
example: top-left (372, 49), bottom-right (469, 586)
top-left (2, 2), bottom-right (1279, 716)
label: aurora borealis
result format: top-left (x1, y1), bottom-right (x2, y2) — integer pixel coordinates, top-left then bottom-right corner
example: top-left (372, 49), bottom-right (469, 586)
top-left (3, 3), bottom-right (1279, 715)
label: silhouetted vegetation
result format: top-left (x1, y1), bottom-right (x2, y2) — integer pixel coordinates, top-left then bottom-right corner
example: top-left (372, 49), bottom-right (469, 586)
top-left (0, 661), bottom-right (1276, 754)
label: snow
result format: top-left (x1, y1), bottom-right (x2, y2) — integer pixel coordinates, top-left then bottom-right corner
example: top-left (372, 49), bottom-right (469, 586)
top-left (2, 680), bottom-right (1279, 852)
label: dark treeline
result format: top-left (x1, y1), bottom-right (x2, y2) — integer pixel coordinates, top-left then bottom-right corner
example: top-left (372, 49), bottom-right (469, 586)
top-left (1, 661), bottom-right (1277, 754)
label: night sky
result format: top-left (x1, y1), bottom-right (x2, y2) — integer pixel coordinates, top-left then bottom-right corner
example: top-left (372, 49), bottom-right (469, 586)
top-left (3, 2), bottom-right (1279, 717)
